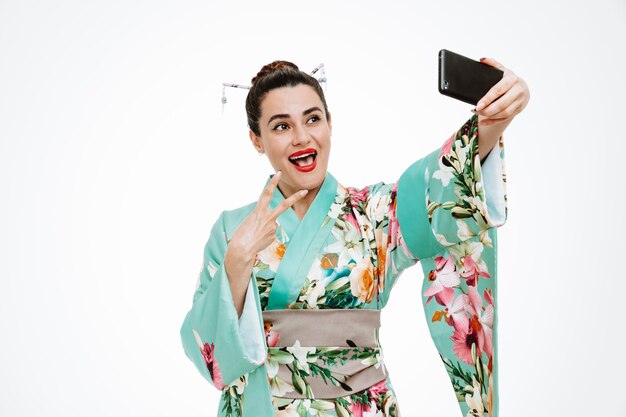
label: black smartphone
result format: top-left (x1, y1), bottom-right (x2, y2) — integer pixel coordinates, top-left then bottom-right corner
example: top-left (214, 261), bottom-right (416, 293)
top-left (438, 49), bottom-right (504, 106)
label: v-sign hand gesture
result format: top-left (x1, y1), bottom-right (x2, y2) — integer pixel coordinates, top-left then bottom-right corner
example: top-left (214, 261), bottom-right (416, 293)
top-left (223, 171), bottom-right (309, 316)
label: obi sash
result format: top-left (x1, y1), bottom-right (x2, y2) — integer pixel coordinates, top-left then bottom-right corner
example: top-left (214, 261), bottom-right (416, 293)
top-left (262, 308), bottom-right (387, 399)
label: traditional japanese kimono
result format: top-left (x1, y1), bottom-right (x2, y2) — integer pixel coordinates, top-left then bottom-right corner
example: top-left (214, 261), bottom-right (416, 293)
top-left (180, 113), bottom-right (507, 417)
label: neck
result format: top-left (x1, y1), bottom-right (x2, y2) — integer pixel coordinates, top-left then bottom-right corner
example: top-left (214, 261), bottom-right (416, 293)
top-left (278, 182), bottom-right (322, 221)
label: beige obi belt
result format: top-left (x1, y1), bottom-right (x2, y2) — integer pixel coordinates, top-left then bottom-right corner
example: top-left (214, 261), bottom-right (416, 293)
top-left (262, 309), bottom-right (387, 399)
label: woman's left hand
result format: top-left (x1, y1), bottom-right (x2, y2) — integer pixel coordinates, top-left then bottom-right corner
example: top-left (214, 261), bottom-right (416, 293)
top-left (472, 57), bottom-right (530, 126)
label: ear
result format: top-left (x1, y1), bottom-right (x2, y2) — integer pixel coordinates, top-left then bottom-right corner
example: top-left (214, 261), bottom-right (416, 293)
top-left (249, 129), bottom-right (264, 154)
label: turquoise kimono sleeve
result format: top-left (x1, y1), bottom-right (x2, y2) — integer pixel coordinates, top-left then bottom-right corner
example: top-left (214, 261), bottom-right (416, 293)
top-left (396, 113), bottom-right (507, 257)
top-left (396, 113), bottom-right (507, 417)
top-left (179, 211), bottom-right (267, 391)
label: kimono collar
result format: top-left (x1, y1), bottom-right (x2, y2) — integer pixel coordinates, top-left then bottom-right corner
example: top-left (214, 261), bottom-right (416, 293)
top-left (264, 171), bottom-right (338, 310)
top-left (265, 171), bottom-right (338, 239)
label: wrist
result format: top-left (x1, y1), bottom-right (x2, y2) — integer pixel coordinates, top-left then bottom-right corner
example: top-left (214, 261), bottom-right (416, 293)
top-left (225, 241), bottom-right (256, 265)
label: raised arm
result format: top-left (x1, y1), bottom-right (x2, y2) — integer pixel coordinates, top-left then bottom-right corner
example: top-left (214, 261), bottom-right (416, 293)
top-left (393, 112), bottom-right (509, 417)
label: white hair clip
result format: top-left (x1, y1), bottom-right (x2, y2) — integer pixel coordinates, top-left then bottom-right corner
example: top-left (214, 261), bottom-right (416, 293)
top-left (221, 63), bottom-right (327, 112)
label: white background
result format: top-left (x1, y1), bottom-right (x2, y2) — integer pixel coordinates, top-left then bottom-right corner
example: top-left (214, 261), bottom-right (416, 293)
top-left (1, 1), bottom-right (625, 416)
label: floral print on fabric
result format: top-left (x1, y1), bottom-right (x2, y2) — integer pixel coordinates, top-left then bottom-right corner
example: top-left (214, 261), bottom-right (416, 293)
top-left (429, 113), bottom-right (506, 247)
top-left (266, 341), bottom-right (383, 398)
top-left (420, 114), bottom-right (505, 417)
top-left (193, 329), bottom-right (250, 417)
top-left (263, 321), bottom-right (385, 399)
top-left (220, 374), bottom-right (248, 417)
top-left (424, 246), bottom-right (496, 415)
top-left (277, 181), bottom-right (418, 311)
top-left (253, 225), bottom-right (290, 310)
top-left (272, 377), bottom-right (400, 417)
top-left (192, 329), bottom-right (226, 390)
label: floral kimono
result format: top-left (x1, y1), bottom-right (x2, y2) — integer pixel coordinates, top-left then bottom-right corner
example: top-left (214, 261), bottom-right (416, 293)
top-left (180, 113), bottom-right (507, 417)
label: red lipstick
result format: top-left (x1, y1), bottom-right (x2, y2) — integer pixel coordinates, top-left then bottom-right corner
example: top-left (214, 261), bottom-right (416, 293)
top-left (288, 148), bottom-right (317, 173)
top-left (289, 148), bottom-right (317, 158)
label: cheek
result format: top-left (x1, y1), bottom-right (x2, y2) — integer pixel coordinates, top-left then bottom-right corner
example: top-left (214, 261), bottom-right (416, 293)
top-left (321, 137), bottom-right (331, 156)
top-left (265, 148), bottom-right (289, 167)
top-left (265, 153), bottom-right (282, 167)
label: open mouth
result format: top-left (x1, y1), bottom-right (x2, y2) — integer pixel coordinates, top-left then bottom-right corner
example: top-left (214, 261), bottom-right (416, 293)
top-left (288, 150), bottom-right (317, 167)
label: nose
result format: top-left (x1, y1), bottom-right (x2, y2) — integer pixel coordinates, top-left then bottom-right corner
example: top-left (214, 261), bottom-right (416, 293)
top-left (291, 123), bottom-right (312, 146)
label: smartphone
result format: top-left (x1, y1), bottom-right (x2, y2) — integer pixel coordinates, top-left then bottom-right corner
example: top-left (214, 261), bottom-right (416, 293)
top-left (438, 49), bottom-right (504, 106)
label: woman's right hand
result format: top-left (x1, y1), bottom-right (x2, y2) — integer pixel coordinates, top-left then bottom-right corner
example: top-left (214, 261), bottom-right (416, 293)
top-left (227, 170), bottom-right (308, 261)
top-left (223, 171), bottom-right (309, 316)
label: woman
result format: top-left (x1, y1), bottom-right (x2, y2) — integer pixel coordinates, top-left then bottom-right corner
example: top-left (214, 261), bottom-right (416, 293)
top-left (180, 60), bottom-right (530, 417)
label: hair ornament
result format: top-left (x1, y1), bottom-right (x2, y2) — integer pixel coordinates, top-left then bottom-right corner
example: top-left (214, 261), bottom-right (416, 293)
top-left (221, 63), bottom-right (327, 112)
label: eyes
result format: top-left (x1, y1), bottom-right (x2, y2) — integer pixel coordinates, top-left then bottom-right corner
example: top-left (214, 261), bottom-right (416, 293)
top-left (272, 115), bottom-right (321, 131)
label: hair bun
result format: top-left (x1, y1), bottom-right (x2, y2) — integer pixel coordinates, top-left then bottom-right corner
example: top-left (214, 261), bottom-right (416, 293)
top-left (251, 60), bottom-right (299, 85)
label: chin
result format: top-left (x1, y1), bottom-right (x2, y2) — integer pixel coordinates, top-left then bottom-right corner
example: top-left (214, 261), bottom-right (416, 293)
top-left (287, 164), bottom-right (327, 190)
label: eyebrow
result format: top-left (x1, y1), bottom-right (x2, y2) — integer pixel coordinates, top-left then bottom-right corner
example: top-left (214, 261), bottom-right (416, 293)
top-left (267, 107), bottom-right (323, 126)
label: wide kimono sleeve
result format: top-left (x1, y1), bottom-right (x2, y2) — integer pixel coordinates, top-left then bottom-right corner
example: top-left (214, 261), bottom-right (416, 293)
top-left (396, 113), bottom-right (507, 417)
top-left (179, 210), bottom-right (267, 392)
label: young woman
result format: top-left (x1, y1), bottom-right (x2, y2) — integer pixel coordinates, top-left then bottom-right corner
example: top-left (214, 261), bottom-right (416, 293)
top-left (180, 60), bottom-right (530, 417)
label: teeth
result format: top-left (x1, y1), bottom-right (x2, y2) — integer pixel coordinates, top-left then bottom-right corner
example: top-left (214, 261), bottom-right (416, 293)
top-left (289, 152), bottom-right (315, 161)
top-left (289, 152), bottom-right (316, 167)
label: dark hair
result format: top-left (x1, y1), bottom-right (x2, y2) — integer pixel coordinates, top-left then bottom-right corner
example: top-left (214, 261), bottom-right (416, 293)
top-left (245, 60), bottom-right (330, 137)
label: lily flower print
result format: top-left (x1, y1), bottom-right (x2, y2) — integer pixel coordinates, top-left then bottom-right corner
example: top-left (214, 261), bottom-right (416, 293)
top-left (345, 186), bottom-right (371, 230)
top-left (449, 241), bottom-right (491, 287)
top-left (424, 255), bottom-right (461, 305)
top-left (465, 286), bottom-right (495, 361)
top-left (264, 322), bottom-right (280, 348)
top-left (258, 239), bottom-right (288, 272)
top-left (432, 286), bottom-right (469, 334)
top-left (193, 329), bottom-right (226, 390)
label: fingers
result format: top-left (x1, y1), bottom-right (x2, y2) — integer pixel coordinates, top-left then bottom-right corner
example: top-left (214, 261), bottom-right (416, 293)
top-left (479, 57), bottom-right (506, 71)
top-left (478, 97), bottom-right (524, 126)
top-left (257, 170), bottom-right (309, 222)
top-left (475, 74), bottom-right (516, 113)
top-left (474, 58), bottom-right (530, 124)
top-left (258, 170), bottom-right (282, 207)
top-left (489, 93), bottom-right (525, 120)
top-left (475, 84), bottom-right (521, 119)
top-left (474, 56), bottom-right (514, 112)
top-left (270, 189), bottom-right (309, 220)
